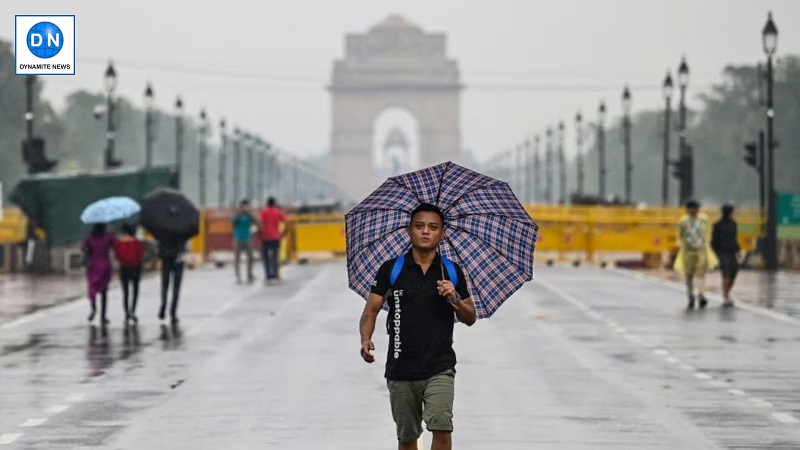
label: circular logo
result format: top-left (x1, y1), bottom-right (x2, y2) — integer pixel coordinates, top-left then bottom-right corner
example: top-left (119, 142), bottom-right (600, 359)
top-left (26, 22), bottom-right (64, 59)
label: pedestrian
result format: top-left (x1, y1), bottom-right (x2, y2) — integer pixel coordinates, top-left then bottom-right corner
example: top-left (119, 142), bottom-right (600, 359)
top-left (114, 223), bottom-right (144, 324)
top-left (712, 204), bottom-right (740, 307)
top-left (157, 237), bottom-right (187, 324)
top-left (359, 203), bottom-right (477, 450)
top-left (82, 223), bottom-right (116, 324)
top-left (259, 197), bottom-right (287, 285)
top-left (674, 200), bottom-right (719, 309)
top-left (231, 199), bottom-right (259, 283)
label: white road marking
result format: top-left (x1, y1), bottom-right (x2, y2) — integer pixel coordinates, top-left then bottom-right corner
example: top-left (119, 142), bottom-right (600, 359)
top-left (680, 364), bottom-right (696, 372)
top-left (748, 398), bottom-right (774, 408)
top-left (728, 389), bottom-right (747, 396)
top-left (772, 412), bottom-right (799, 424)
top-left (0, 434), bottom-right (22, 445)
top-left (694, 373), bottom-right (713, 380)
top-left (65, 393), bottom-right (85, 402)
top-left (665, 357), bottom-right (680, 364)
top-left (653, 349), bottom-right (669, 356)
top-left (45, 405), bottom-right (70, 414)
top-left (19, 418), bottom-right (46, 428)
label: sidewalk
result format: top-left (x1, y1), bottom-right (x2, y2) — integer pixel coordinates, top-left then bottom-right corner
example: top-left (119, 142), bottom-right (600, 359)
top-left (635, 267), bottom-right (800, 317)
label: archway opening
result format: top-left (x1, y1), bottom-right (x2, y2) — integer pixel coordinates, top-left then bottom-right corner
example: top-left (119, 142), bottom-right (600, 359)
top-left (372, 108), bottom-right (420, 183)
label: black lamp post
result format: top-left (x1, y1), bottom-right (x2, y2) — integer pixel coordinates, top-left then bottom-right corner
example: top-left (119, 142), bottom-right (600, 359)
top-left (597, 101), bottom-right (607, 199)
top-left (763, 11), bottom-right (778, 271)
top-left (218, 119), bottom-right (227, 207)
top-left (621, 86), bottom-right (633, 204)
top-left (677, 57), bottom-right (691, 204)
top-left (558, 121), bottom-right (566, 204)
top-left (232, 127), bottom-right (241, 203)
top-left (244, 132), bottom-right (254, 201)
top-left (103, 61), bottom-right (121, 169)
top-left (144, 83), bottom-right (155, 168)
top-left (174, 96), bottom-right (184, 188)
top-left (532, 135), bottom-right (541, 203)
top-left (662, 72), bottom-right (674, 206)
top-left (545, 127), bottom-right (553, 204)
top-left (575, 112), bottom-right (584, 196)
top-left (256, 137), bottom-right (266, 203)
top-left (198, 109), bottom-right (209, 207)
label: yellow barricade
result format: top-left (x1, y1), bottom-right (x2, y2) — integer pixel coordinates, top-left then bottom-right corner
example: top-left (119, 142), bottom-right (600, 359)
top-left (0, 209), bottom-right (27, 244)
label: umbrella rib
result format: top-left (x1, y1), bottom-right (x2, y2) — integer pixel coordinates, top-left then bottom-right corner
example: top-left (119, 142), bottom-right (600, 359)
top-left (435, 162), bottom-right (452, 207)
top-left (447, 211), bottom-right (535, 226)
top-left (350, 225), bottom-right (409, 257)
top-left (441, 180), bottom-right (506, 215)
top-left (445, 223), bottom-right (531, 277)
top-left (346, 207), bottom-right (414, 217)
top-left (387, 177), bottom-right (425, 206)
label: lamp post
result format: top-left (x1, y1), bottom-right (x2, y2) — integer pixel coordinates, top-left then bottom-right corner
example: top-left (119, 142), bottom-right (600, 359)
top-left (621, 86), bottom-right (633, 204)
top-left (575, 112), bottom-right (584, 196)
top-left (144, 83), bottom-right (155, 168)
top-left (244, 132), bottom-right (254, 201)
top-left (677, 57), bottom-right (691, 204)
top-left (218, 119), bottom-right (227, 207)
top-left (103, 61), bottom-right (120, 169)
top-left (198, 109), bottom-right (209, 207)
top-left (763, 11), bottom-right (778, 271)
top-left (175, 96), bottom-right (184, 188)
top-left (232, 127), bottom-right (241, 203)
top-left (558, 121), bottom-right (566, 204)
top-left (662, 72), bottom-right (674, 206)
top-left (533, 134), bottom-right (541, 203)
top-left (597, 101), bottom-right (607, 199)
top-left (545, 127), bottom-right (553, 204)
top-left (25, 76), bottom-right (35, 145)
top-left (256, 137), bottom-right (266, 203)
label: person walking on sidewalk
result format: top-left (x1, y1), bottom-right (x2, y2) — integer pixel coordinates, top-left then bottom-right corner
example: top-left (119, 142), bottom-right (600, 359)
top-left (231, 199), bottom-right (259, 284)
top-left (82, 223), bottom-right (116, 324)
top-left (157, 237), bottom-right (187, 324)
top-left (712, 204), bottom-right (740, 307)
top-left (674, 200), bottom-right (719, 309)
top-left (114, 223), bottom-right (144, 324)
top-left (259, 197), bottom-right (287, 285)
top-left (359, 203), bottom-right (477, 450)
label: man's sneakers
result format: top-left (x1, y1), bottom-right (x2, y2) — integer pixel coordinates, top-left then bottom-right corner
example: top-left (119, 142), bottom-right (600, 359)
top-left (698, 294), bottom-right (708, 309)
top-left (688, 294), bottom-right (710, 310)
top-left (687, 294), bottom-right (696, 309)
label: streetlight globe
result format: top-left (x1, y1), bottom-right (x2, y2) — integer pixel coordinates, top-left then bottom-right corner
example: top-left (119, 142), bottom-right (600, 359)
top-left (575, 111), bottom-right (582, 124)
top-left (662, 72), bottom-right (674, 101)
top-left (144, 83), bottom-right (155, 109)
top-left (677, 56), bottom-right (690, 88)
top-left (220, 118), bottom-right (226, 130)
top-left (598, 101), bottom-right (607, 123)
top-left (104, 61), bottom-right (117, 94)
top-left (763, 11), bottom-right (778, 56)
top-left (622, 86), bottom-right (632, 114)
top-left (175, 96), bottom-right (184, 115)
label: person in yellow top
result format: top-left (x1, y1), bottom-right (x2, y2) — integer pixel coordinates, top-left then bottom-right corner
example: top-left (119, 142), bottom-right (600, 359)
top-left (674, 200), bottom-right (719, 309)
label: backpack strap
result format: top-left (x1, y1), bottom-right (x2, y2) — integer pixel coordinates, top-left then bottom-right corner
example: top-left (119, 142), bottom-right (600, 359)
top-left (389, 254), bottom-right (405, 287)
top-left (441, 256), bottom-right (459, 288)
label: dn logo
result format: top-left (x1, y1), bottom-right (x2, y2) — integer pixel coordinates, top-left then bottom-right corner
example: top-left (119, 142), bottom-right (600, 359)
top-left (27, 22), bottom-right (63, 59)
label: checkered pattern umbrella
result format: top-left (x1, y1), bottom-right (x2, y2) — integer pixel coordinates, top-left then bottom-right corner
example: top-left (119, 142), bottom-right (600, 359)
top-left (346, 162), bottom-right (538, 319)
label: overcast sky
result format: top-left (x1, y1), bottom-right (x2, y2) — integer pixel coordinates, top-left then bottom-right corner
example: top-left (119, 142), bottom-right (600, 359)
top-left (2, 0), bottom-right (799, 161)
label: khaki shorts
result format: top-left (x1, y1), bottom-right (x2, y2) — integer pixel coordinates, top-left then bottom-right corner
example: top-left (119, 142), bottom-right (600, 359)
top-left (683, 249), bottom-right (708, 277)
top-left (386, 369), bottom-right (455, 443)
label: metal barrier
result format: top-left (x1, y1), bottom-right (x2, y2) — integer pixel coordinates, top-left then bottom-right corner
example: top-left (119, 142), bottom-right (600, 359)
top-left (0, 209), bottom-right (27, 244)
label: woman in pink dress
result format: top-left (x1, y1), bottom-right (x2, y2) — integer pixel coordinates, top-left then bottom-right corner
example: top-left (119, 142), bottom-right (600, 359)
top-left (82, 223), bottom-right (116, 324)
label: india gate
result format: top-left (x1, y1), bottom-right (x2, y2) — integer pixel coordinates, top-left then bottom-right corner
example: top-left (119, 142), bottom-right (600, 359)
top-left (329, 16), bottom-right (464, 201)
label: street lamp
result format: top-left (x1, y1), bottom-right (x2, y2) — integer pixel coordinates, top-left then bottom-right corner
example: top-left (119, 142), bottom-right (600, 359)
top-left (232, 127), bottom-right (241, 203)
top-left (243, 132), bottom-right (254, 201)
top-left (558, 121), bottom-right (566, 204)
top-left (763, 11), bottom-right (778, 271)
top-left (575, 112), bottom-right (584, 196)
top-left (103, 61), bottom-right (121, 169)
top-left (218, 118), bottom-right (227, 207)
top-left (174, 96), bottom-right (184, 188)
top-left (198, 109), bottom-right (209, 207)
top-left (621, 86), bottom-right (633, 204)
top-left (597, 101), bottom-right (607, 200)
top-left (532, 135), bottom-right (541, 203)
top-left (677, 56), bottom-right (692, 204)
top-left (144, 83), bottom-right (155, 168)
top-left (545, 127), bottom-right (553, 204)
top-left (662, 72), bottom-right (674, 206)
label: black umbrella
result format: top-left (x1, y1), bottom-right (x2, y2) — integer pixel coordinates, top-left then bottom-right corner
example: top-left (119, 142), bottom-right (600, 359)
top-left (140, 188), bottom-right (199, 243)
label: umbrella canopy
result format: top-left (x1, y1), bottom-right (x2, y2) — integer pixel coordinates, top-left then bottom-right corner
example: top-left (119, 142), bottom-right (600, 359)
top-left (80, 196), bottom-right (140, 224)
top-left (346, 162), bottom-right (538, 319)
top-left (140, 188), bottom-right (199, 242)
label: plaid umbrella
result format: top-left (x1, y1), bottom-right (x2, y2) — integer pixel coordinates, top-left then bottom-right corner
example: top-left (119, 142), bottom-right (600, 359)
top-left (346, 162), bottom-right (538, 319)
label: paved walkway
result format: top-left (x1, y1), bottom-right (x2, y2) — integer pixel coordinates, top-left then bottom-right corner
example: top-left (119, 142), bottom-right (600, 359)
top-left (1, 263), bottom-right (800, 448)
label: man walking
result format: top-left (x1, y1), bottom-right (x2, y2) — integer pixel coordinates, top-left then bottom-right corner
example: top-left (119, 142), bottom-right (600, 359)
top-left (259, 197), bottom-right (287, 284)
top-left (675, 200), bottom-right (718, 309)
top-left (359, 203), bottom-right (477, 450)
top-left (231, 199), bottom-right (259, 283)
top-left (712, 204), bottom-right (740, 307)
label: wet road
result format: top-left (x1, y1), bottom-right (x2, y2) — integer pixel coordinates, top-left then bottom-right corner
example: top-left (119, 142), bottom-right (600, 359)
top-left (1, 263), bottom-right (800, 449)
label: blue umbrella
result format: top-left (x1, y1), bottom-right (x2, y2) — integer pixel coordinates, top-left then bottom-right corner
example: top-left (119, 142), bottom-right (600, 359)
top-left (346, 162), bottom-right (538, 319)
top-left (80, 196), bottom-right (141, 224)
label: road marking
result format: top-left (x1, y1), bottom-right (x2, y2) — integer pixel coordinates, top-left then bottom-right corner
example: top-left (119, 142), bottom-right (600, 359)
top-left (665, 357), bottom-right (680, 364)
top-left (45, 405), bottom-right (69, 414)
top-left (0, 311), bottom-right (46, 330)
top-left (65, 393), bottom-right (85, 402)
top-left (614, 327), bottom-right (628, 333)
top-left (19, 418), bottom-right (46, 428)
top-left (748, 398), bottom-right (774, 408)
top-left (772, 412), bottom-right (799, 424)
top-left (694, 373), bottom-right (713, 380)
top-left (728, 389), bottom-right (746, 396)
top-left (0, 434), bottom-right (22, 445)
top-left (680, 364), bottom-right (696, 372)
top-left (653, 349), bottom-right (669, 356)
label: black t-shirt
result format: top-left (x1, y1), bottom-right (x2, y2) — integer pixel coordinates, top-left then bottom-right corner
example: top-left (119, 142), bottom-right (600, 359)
top-left (370, 250), bottom-right (470, 381)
